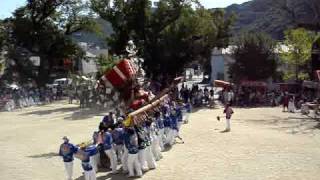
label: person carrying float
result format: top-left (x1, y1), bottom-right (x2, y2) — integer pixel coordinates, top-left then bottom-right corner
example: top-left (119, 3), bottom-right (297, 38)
top-left (183, 102), bottom-right (192, 124)
top-left (77, 147), bottom-right (96, 180)
top-left (155, 111), bottom-right (165, 151)
top-left (143, 121), bottom-right (157, 169)
top-left (103, 128), bottom-right (118, 174)
top-left (135, 125), bottom-right (149, 172)
top-left (163, 110), bottom-right (173, 146)
top-left (123, 127), bottom-right (143, 178)
top-left (175, 104), bottom-right (183, 130)
top-left (59, 136), bottom-right (78, 180)
top-left (112, 123), bottom-right (125, 163)
top-left (170, 108), bottom-right (184, 144)
top-left (149, 119), bottom-right (163, 161)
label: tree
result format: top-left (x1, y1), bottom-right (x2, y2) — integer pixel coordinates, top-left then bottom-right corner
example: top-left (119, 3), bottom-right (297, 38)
top-left (91, 0), bottom-right (234, 78)
top-left (0, 21), bottom-right (6, 75)
top-left (96, 54), bottom-right (119, 74)
top-left (0, 21), bottom-right (4, 50)
top-left (229, 32), bottom-right (277, 83)
top-left (2, 0), bottom-right (98, 86)
top-left (280, 28), bottom-right (316, 81)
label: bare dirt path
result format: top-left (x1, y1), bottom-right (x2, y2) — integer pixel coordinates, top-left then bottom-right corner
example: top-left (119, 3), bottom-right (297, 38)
top-left (0, 102), bottom-right (320, 180)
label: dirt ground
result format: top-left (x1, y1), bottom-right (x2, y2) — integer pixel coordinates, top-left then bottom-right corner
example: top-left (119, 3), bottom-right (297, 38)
top-left (0, 101), bottom-right (320, 180)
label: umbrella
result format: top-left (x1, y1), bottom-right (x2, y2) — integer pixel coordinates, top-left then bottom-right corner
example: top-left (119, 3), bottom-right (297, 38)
top-left (8, 84), bottom-right (19, 89)
top-left (214, 80), bottom-right (231, 88)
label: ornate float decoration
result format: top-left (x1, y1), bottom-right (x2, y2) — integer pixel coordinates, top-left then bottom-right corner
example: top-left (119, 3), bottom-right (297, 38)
top-left (99, 41), bottom-right (183, 126)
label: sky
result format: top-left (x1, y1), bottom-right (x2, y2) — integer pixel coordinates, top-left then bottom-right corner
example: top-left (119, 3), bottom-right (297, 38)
top-left (0, 0), bottom-right (249, 19)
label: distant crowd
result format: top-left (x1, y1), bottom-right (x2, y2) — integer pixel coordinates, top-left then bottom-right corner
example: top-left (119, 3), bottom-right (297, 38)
top-left (178, 82), bottom-right (319, 116)
top-left (179, 84), bottom-right (215, 108)
top-left (0, 85), bottom-right (65, 111)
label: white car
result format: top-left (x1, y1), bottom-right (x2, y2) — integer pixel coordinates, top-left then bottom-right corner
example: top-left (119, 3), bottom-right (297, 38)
top-left (53, 78), bottom-right (72, 86)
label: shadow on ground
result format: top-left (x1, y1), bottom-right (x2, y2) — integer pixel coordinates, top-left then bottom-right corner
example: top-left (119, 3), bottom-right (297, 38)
top-left (63, 108), bottom-right (107, 121)
top-left (242, 114), bottom-right (320, 134)
top-left (75, 172), bottom-right (142, 180)
top-left (19, 105), bottom-right (108, 120)
top-left (191, 106), bottom-right (219, 113)
top-left (20, 107), bottom-right (79, 116)
top-left (27, 152), bottom-right (59, 159)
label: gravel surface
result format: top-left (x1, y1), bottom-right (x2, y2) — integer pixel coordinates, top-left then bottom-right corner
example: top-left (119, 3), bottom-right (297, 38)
top-left (0, 101), bottom-right (320, 180)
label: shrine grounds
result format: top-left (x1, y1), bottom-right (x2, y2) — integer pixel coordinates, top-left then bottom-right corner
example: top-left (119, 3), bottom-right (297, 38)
top-left (0, 101), bottom-right (320, 180)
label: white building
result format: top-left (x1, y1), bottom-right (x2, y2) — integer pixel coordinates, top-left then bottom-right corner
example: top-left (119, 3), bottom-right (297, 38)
top-left (210, 44), bottom-right (292, 83)
top-left (210, 46), bottom-right (235, 82)
top-left (78, 42), bottom-right (108, 75)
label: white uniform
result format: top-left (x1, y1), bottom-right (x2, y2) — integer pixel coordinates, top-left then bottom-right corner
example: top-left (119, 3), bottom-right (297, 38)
top-left (103, 132), bottom-right (118, 173)
top-left (124, 129), bottom-right (142, 177)
top-left (64, 161), bottom-right (73, 180)
top-left (84, 169), bottom-right (96, 180)
top-left (127, 153), bottom-right (142, 177)
top-left (158, 128), bottom-right (165, 151)
top-left (288, 100), bottom-right (295, 113)
top-left (121, 146), bottom-right (129, 173)
top-left (138, 148), bottom-right (149, 171)
top-left (151, 125), bottom-right (163, 161)
top-left (59, 142), bottom-right (78, 180)
top-left (104, 149), bottom-right (117, 173)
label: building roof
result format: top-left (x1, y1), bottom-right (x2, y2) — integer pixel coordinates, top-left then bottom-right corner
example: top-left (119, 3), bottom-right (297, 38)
top-left (85, 51), bottom-right (96, 58)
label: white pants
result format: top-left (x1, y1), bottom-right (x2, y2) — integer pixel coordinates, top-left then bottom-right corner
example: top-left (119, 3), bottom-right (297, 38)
top-left (164, 127), bottom-right (171, 144)
top-left (104, 149), bottom-right (117, 173)
top-left (288, 102), bottom-right (295, 113)
top-left (114, 144), bottom-right (123, 162)
top-left (127, 153), bottom-right (142, 177)
top-left (173, 129), bottom-right (179, 138)
top-left (165, 129), bottom-right (174, 145)
top-left (64, 161), bottom-right (73, 180)
top-left (158, 129), bottom-right (165, 151)
top-left (4, 100), bottom-right (14, 112)
top-left (138, 149), bottom-right (149, 171)
top-left (90, 154), bottom-right (98, 172)
top-left (226, 118), bottom-right (231, 130)
top-left (151, 135), bottom-right (162, 161)
top-left (121, 147), bottom-right (129, 172)
top-left (145, 146), bottom-right (156, 169)
top-left (95, 153), bottom-right (100, 169)
top-left (178, 121), bottom-right (183, 130)
top-left (164, 127), bottom-right (170, 136)
top-left (183, 112), bottom-right (190, 123)
top-left (301, 105), bottom-right (309, 115)
top-left (84, 169), bottom-right (96, 180)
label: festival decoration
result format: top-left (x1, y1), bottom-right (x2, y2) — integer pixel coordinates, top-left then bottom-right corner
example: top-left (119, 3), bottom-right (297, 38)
top-left (104, 59), bottom-right (137, 88)
top-left (98, 40), bottom-right (183, 126)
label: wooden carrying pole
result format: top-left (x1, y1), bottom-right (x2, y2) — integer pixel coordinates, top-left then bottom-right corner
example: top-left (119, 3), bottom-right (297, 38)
top-left (126, 76), bottom-right (183, 124)
top-left (129, 94), bottom-right (168, 117)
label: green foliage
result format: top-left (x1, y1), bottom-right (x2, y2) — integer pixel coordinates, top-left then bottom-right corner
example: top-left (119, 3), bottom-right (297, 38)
top-left (56, 0), bottom-right (101, 35)
top-left (91, 0), bottom-right (234, 78)
top-left (280, 28), bottom-right (316, 81)
top-left (3, 0), bottom-right (98, 85)
top-left (91, 0), bottom-right (153, 55)
top-left (0, 21), bottom-right (4, 50)
top-left (229, 32), bottom-right (277, 82)
top-left (96, 54), bottom-right (119, 73)
top-left (211, 9), bottom-right (236, 48)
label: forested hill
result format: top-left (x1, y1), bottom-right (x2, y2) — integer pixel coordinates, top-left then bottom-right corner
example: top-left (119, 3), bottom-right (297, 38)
top-left (223, 0), bottom-right (320, 39)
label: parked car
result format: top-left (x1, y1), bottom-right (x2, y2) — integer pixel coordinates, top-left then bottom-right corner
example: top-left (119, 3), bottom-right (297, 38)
top-left (53, 78), bottom-right (72, 87)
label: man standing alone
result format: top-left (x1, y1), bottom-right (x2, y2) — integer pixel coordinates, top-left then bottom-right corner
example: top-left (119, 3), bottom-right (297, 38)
top-left (223, 103), bottom-right (234, 132)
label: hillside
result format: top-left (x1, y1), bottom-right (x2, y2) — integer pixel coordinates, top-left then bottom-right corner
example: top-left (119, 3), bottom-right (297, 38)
top-left (224, 0), bottom-right (320, 39)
